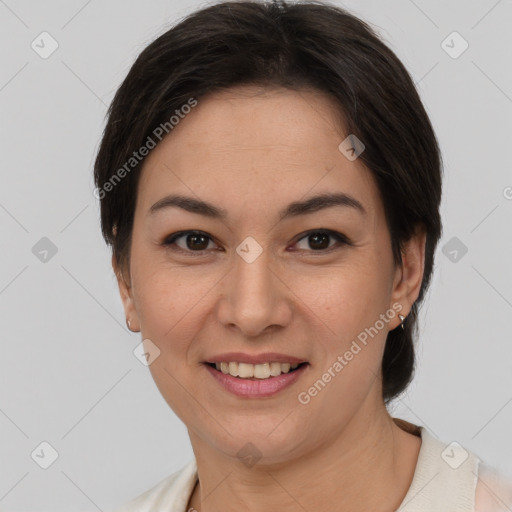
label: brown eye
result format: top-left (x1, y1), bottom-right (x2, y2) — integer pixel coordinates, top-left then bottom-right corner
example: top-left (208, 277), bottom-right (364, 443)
top-left (294, 229), bottom-right (351, 252)
top-left (163, 230), bottom-right (216, 253)
top-left (307, 232), bottom-right (330, 250)
top-left (184, 233), bottom-right (210, 250)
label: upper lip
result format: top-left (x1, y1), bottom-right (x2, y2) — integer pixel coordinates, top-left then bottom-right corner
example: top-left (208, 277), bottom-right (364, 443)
top-left (204, 352), bottom-right (308, 365)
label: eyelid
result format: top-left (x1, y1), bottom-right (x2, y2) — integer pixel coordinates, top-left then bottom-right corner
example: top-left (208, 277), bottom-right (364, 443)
top-left (162, 228), bottom-right (352, 255)
top-left (292, 229), bottom-right (352, 252)
top-left (163, 230), bottom-right (220, 255)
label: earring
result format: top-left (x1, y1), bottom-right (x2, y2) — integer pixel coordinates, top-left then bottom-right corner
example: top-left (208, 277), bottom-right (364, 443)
top-left (398, 314), bottom-right (406, 330)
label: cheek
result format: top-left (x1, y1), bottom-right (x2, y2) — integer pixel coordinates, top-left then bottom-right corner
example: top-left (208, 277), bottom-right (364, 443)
top-left (290, 260), bottom-right (392, 388)
top-left (131, 262), bottom-right (215, 420)
top-left (131, 245), bottom-right (219, 340)
top-left (296, 275), bottom-right (389, 419)
top-left (291, 256), bottom-right (392, 334)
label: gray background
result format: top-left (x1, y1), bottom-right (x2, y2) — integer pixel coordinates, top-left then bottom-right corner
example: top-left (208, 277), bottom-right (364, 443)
top-left (1, 0), bottom-right (511, 510)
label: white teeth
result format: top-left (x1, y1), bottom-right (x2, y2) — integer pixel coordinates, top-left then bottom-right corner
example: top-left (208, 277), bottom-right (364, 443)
top-left (269, 362), bottom-right (282, 376)
top-left (229, 361), bottom-right (239, 376)
top-left (254, 363), bottom-right (270, 379)
top-left (238, 362), bottom-right (253, 378)
top-left (281, 363), bottom-right (291, 373)
top-left (211, 361), bottom-right (303, 379)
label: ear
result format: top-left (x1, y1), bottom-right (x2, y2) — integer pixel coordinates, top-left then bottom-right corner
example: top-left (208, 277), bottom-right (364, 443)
top-left (112, 254), bottom-right (140, 332)
top-left (389, 225), bottom-right (427, 329)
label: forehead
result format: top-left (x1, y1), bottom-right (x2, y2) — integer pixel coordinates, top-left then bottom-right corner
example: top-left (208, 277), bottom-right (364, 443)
top-left (136, 86), bottom-right (380, 221)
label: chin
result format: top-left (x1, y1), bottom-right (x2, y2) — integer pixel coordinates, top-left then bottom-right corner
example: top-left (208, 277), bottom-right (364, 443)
top-left (209, 422), bottom-right (311, 464)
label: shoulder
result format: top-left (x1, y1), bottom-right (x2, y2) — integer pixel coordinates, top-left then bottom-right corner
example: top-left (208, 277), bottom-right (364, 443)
top-left (475, 463), bottom-right (512, 512)
top-left (108, 458), bottom-right (197, 512)
top-left (393, 420), bottom-right (512, 512)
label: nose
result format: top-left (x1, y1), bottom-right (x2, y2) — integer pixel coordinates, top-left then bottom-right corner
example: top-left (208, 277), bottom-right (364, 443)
top-left (216, 246), bottom-right (293, 338)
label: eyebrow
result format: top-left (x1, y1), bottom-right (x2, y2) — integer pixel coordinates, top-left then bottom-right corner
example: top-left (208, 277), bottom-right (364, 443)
top-left (148, 192), bottom-right (366, 221)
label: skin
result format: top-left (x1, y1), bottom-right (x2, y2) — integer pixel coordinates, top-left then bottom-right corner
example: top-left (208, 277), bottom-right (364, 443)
top-left (114, 85), bottom-right (426, 512)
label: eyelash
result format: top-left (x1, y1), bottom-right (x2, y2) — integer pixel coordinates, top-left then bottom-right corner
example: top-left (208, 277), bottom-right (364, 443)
top-left (162, 229), bottom-right (352, 256)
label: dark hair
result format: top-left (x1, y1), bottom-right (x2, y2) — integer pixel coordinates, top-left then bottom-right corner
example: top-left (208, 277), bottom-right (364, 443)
top-left (94, 0), bottom-right (443, 403)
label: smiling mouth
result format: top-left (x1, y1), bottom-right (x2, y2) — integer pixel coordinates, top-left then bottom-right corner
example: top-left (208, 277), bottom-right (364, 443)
top-left (205, 361), bottom-right (308, 380)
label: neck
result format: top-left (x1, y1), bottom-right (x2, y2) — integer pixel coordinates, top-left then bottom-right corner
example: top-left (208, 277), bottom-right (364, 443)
top-left (187, 401), bottom-right (421, 512)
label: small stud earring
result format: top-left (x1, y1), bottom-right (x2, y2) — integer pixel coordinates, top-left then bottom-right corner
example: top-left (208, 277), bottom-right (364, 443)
top-left (398, 314), bottom-right (406, 330)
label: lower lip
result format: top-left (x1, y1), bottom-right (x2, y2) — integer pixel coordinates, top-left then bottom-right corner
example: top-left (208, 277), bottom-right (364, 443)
top-left (204, 363), bottom-right (309, 398)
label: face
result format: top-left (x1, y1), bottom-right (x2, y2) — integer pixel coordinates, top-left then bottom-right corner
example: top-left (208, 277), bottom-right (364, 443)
top-left (115, 86), bottom-right (425, 464)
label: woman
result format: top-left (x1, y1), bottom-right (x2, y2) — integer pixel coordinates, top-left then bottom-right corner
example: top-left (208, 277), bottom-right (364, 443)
top-left (94, 1), bottom-right (512, 510)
